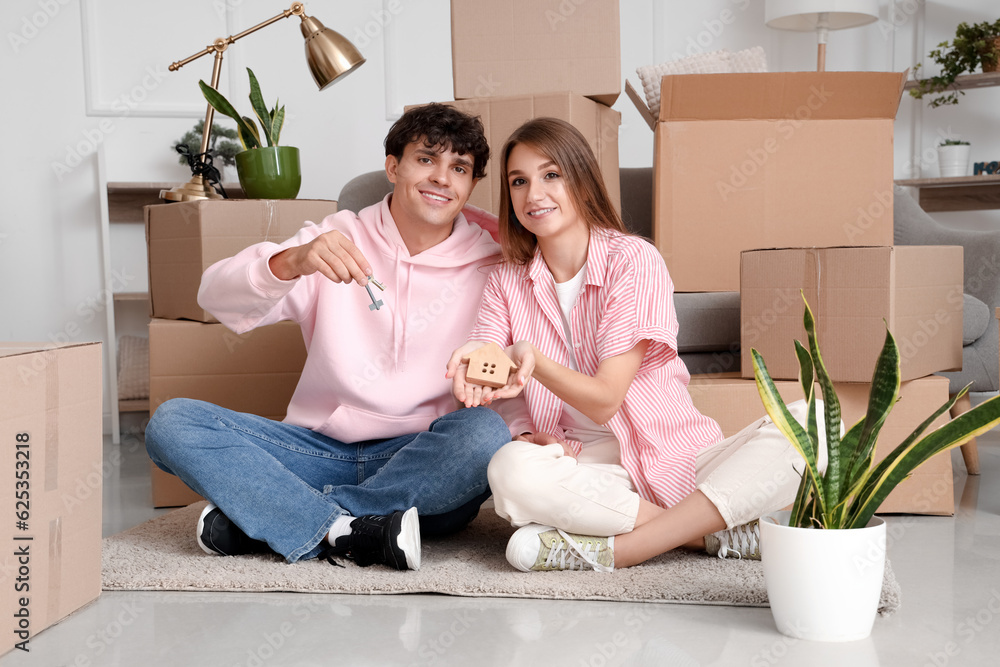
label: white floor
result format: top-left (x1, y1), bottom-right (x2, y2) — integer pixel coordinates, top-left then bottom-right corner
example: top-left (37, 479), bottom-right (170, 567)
top-left (4, 424), bottom-right (1000, 666)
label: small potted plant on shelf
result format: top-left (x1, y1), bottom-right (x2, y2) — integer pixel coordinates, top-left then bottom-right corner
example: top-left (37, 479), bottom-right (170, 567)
top-left (172, 120), bottom-right (241, 182)
top-left (199, 67), bottom-right (301, 199)
top-left (752, 295), bottom-right (1000, 642)
top-left (938, 139), bottom-right (972, 178)
top-left (910, 19), bottom-right (1000, 107)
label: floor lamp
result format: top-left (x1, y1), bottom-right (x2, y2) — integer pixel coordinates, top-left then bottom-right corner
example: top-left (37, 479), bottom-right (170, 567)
top-left (765, 0), bottom-right (879, 72)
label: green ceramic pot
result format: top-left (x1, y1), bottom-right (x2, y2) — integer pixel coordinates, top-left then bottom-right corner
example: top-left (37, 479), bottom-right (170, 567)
top-left (235, 146), bottom-right (301, 199)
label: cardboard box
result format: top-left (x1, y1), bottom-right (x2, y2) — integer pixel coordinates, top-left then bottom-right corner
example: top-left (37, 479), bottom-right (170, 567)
top-left (687, 374), bottom-right (955, 515)
top-left (146, 199), bottom-right (338, 323)
top-left (422, 93), bottom-right (620, 214)
top-left (741, 246), bottom-right (964, 382)
top-left (1, 343), bottom-right (102, 655)
top-left (148, 319), bottom-right (307, 507)
top-left (627, 71), bottom-right (906, 291)
top-left (451, 0), bottom-right (620, 106)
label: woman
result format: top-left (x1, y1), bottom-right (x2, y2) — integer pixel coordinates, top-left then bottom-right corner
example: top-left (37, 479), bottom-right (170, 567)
top-left (446, 118), bottom-right (824, 572)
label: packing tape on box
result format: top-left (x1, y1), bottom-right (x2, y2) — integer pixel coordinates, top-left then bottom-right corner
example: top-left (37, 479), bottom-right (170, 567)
top-left (48, 516), bottom-right (62, 621)
top-left (44, 349), bottom-right (59, 493)
top-left (261, 200), bottom-right (276, 242)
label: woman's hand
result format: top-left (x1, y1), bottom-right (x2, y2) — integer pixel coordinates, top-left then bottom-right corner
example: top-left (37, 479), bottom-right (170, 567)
top-left (486, 341), bottom-right (536, 401)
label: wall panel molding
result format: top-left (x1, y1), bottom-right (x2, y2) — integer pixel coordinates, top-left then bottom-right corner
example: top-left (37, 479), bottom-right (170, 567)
top-left (81, 0), bottom-right (235, 118)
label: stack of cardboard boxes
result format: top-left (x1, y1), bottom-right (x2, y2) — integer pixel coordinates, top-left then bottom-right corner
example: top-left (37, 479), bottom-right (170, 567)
top-left (630, 71), bottom-right (965, 515)
top-left (144, 199), bottom-right (336, 506)
top-left (436, 0), bottom-right (623, 214)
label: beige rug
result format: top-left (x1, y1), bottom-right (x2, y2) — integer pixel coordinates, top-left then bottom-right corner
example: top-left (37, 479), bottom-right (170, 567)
top-left (103, 502), bottom-right (901, 614)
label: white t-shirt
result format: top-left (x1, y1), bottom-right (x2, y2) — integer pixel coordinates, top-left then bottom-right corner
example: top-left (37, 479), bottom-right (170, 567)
top-left (552, 265), bottom-right (624, 467)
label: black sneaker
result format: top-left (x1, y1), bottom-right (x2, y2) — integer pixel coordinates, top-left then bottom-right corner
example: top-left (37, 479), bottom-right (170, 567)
top-left (196, 503), bottom-right (273, 556)
top-left (323, 507), bottom-right (421, 570)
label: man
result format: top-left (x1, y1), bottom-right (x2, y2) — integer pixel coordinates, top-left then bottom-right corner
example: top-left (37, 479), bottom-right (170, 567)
top-left (146, 104), bottom-right (510, 570)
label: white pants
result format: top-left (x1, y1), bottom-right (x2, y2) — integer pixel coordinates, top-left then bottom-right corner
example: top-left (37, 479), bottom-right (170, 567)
top-left (487, 400), bottom-right (828, 536)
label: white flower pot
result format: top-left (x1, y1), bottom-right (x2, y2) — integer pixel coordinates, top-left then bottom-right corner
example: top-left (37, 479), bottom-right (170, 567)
top-left (938, 144), bottom-right (971, 177)
top-left (760, 510), bottom-right (886, 642)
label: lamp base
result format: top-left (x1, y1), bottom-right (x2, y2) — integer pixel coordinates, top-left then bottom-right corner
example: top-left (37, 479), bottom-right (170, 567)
top-left (159, 175), bottom-right (223, 202)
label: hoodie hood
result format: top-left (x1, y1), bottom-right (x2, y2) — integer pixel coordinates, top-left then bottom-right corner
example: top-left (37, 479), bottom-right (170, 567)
top-left (362, 194), bottom-right (501, 372)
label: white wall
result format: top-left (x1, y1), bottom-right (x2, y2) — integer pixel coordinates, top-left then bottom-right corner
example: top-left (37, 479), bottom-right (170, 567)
top-left (2, 0), bottom-right (997, 431)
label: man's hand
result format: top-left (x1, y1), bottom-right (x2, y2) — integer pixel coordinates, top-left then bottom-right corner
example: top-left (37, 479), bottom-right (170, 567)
top-left (269, 230), bottom-right (372, 285)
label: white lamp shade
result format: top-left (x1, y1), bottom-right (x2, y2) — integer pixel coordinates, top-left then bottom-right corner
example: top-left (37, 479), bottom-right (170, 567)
top-left (765, 0), bottom-right (879, 31)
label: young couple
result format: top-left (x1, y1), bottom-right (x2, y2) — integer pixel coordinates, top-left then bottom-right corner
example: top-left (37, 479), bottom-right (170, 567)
top-left (146, 104), bottom-right (820, 573)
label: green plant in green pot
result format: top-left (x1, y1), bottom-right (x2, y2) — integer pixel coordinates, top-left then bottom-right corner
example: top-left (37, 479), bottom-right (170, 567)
top-left (199, 67), bottom-right (301, 199)
top-left (752, 294), bottom-right (1000, 642)
top-left (910, 19), bottom-right (1000, 107)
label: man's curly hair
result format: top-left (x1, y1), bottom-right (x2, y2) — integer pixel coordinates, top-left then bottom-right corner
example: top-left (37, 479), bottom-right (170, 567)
top-left (384, 103), bottom-right (490, 180)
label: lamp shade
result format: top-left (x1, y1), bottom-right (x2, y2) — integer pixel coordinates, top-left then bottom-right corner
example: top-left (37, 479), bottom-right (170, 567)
top-left (765, 0), bottom-right (879, 32)
top-left (300, 15), bottom-right (366, 90)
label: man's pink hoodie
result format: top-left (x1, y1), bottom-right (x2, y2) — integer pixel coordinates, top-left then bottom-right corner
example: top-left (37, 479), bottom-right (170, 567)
top-left (198, 195), bottom-right (501, 443)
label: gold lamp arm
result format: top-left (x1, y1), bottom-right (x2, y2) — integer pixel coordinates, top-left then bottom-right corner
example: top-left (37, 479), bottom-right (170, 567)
top-left (167, 3), bottom-right (306, 156)
top-left (160, 2), bottom-right (306, 202)
top-left (160, 1), bottom-right (364, 202)
top-left (167, 2), bottom-right (305, 73)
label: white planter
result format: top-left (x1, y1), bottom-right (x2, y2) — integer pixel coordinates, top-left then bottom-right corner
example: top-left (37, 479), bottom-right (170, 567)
top-left (938, 144), bottom-right (971, 177)
top-left (760, 510), bottom-right (886, 642)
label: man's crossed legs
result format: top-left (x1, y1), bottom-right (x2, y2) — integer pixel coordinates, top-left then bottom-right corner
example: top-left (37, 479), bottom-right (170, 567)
top-left (145, 399), bottom-right (509, 569)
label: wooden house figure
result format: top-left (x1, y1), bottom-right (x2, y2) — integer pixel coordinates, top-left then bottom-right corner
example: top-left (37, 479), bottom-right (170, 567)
top-left (462, 342), bottom-right (518, 388)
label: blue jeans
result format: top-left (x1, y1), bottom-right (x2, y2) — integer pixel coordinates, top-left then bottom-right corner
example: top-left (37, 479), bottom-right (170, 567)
top-left (145, 399), bottom-right (509, 562)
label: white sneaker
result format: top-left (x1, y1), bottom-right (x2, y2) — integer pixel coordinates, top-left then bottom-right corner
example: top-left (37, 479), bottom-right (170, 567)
top-left (506, 524), bottom-right (614, 573)
top-left (705, 520), bottom-right (761, 560)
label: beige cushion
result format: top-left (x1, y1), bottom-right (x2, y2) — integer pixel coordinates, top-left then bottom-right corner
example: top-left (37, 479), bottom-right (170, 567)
top-left (636, 46), bottom-right (768, 118)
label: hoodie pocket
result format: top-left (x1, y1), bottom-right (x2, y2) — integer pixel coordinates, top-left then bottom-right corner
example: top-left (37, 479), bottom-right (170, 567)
top-left (318, 404), bottom-right (439, 443)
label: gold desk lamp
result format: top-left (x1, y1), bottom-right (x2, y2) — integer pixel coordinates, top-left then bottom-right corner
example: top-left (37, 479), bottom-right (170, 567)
top-left (161, 1), bottom-right (365, 202)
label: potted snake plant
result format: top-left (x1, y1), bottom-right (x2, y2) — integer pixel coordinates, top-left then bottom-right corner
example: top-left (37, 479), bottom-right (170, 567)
top-left (752, 294), bottom-right (1000, 642)
top-left (199, 67), bottom-right (301, 199)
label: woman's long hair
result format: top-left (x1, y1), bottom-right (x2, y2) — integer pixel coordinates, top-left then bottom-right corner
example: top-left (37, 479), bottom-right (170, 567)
top-left (498, 117), bottom-right (626, 265)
